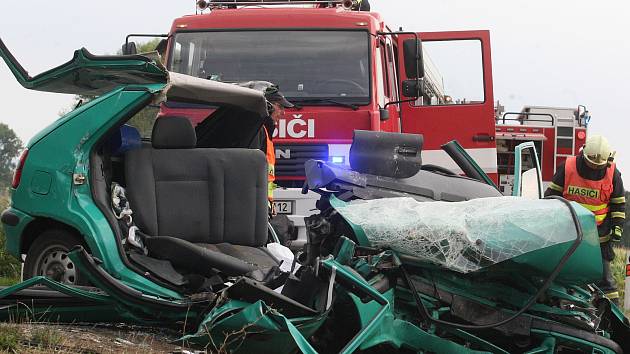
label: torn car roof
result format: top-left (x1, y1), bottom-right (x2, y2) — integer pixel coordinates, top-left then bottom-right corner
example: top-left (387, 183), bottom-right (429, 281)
top-left (166, 73), bottom-right (267, 116)
top-left (0, 38), bottom-right (167, 95)
top-left (0, 37), bottom-right (267, 116)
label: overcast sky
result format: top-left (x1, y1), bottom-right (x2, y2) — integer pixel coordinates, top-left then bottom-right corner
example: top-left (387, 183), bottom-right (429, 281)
top-left (1, 1), bottom-right (628, 184)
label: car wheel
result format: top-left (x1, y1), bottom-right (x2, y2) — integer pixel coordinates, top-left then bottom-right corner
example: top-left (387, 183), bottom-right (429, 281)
top-left (23, 230), bottom-right (87, 286)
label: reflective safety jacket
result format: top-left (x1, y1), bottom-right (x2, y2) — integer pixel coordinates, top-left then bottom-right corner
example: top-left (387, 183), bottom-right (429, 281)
top-left (264, 126), bottom-right (275, 201)
top-left (562, 156), bottom-right (615, 226)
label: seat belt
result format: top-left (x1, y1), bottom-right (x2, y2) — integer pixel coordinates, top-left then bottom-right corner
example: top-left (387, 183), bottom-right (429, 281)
top-left (111, 183), bottom-right (147, 254)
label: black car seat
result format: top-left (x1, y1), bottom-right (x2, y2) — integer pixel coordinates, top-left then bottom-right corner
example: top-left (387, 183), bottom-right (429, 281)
top-left (124, 116), bottom-right (278, 278)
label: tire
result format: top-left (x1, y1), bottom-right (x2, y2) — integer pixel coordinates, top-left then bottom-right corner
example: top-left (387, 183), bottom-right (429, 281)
top-left (23, 229), bottom-right (88, 286)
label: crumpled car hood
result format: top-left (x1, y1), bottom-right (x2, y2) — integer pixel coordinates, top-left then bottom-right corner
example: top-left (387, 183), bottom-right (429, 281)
top-left (333, 196), bottom-right (602, 282)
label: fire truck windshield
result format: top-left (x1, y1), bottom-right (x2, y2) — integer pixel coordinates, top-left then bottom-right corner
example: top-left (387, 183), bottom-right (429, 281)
top-left (168, 30), bottom-right (370, 104)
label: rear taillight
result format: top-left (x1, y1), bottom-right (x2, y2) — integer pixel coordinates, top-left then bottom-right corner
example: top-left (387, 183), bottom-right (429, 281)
top-left (11, 148), bottom-right (29, 189)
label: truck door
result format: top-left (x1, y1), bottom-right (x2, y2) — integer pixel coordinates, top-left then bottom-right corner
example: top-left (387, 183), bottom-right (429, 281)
top-left (396, 30), bottom-right (497, 181)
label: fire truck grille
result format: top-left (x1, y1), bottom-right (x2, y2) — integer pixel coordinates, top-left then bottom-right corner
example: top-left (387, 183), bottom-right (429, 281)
top-left (274, 144), bottom-right (329, 177)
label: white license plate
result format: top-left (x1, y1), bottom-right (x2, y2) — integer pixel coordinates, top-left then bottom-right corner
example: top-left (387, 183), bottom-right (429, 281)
top-left (273, 200), bottom-right (293, 214)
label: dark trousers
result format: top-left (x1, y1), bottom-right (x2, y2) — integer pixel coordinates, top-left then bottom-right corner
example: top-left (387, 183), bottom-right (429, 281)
top-left (598, 242), bottom-right (618, 298)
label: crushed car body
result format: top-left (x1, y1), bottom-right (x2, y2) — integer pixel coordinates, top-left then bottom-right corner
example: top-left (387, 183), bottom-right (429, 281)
top-left (0, 39), bottom-right (629, 353)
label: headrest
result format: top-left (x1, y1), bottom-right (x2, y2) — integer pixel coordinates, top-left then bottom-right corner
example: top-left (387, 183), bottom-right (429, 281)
top-left (152, 116), bottom-right (197, 149)
top-left (108, 124), bottom-right (141, 155)
top-left (350, 130), bottom-right (423, 179)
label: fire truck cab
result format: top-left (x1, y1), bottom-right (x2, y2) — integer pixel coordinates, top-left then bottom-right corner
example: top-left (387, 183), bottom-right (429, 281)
top-left (124, 0), bottom-right (498, 248)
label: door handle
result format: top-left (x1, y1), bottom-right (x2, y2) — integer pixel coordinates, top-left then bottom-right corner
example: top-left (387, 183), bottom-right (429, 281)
top-left (473, 134), bottom-right (495, 142)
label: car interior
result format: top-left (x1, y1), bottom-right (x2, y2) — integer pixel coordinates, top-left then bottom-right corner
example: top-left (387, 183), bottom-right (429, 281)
top-left (90, 104), bottom-right (329, 315)
top-left (87, 96), bottom-right (500, 318)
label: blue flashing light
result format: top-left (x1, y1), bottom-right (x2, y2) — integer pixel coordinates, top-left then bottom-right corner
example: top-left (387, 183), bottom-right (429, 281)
top-left (331, 156), bottom-right (345, 164)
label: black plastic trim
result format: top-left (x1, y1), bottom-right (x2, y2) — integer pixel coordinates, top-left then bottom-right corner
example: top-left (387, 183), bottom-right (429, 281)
top-left (0, 209), bottom-right (19, 227)
top-left (441, 141), bottom-right (487, 184)
top-left (72, 246), bottom-right (192, 310)
top-left (402, 276), bottom-right (622, 353)
top-left (531, 319), bottom-right (622, 354)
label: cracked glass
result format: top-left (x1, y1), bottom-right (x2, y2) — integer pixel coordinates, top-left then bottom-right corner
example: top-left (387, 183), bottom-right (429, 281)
top-left (334, 197), bottom-right (577, 273)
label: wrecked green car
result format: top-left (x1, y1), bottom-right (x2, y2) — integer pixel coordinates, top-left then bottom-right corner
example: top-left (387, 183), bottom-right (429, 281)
top-left (1, 39), bottom-right (629, 353)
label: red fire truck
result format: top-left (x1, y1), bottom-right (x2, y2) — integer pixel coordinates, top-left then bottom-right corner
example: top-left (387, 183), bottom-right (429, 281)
top-left (123, 0), bottom-right (585, 244)
top-left (495, 105), bottom-right (590, 195)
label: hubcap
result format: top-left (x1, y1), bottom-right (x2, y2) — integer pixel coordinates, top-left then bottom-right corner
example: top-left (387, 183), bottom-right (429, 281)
top-left (36, 246), bottom-right (77, 285)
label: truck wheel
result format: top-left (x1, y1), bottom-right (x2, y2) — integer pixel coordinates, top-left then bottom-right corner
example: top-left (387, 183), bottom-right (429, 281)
top-left (23, 230), bottom-right (87, 286)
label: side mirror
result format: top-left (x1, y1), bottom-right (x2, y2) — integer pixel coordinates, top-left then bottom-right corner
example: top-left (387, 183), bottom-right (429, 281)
top-left (403, 38), bottom-right (424, 79)
top-left (512, 141), bottom-right (543, 199)
top-left (379, 107), bottom-right (390, 121)
top-left (122, 42), bottom-right (138, 55)
top-left (402, 79), bottom-right (423, 98)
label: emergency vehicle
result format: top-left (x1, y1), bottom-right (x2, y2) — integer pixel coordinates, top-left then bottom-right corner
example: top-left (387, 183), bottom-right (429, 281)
top-left (122, 0), bottom-right (582, 244)
top-left (495, 105), bottom-right (589, 194)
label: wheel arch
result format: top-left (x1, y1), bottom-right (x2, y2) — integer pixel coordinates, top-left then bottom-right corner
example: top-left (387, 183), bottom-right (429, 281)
top-left (20, 218), bottom-right (88, 256)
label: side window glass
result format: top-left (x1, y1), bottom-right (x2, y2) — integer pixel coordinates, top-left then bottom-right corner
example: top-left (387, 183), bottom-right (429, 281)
top-left (126, 105), bottom-right (158, 139)
top-left (375, 45), bottom-right (386, 107)
top-left (171, 40), bottom-right (202, 77)
top-left (512, 142), bottom-right (543, 199)
top-left (416, 39), bottom-right (484, 106)
top-left (380, 40), bottom-right (390, 98)
top-left (387, 43), bottom-right (399, 101)
top-left (171, 42), bottom-right (183, 73)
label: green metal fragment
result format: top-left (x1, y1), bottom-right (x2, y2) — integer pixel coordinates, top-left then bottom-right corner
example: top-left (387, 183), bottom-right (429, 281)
top-left (182, 300), bottom-right (321, 354)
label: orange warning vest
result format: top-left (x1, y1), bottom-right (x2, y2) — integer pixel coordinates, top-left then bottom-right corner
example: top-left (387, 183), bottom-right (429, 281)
top-left (264, 127), bottom-right (275, 201)
top-left (562, 156), bottom-right (615, 225)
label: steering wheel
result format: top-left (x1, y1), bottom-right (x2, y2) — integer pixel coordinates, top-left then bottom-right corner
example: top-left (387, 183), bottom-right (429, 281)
top-left (314, 79), bottom-right (368, 95)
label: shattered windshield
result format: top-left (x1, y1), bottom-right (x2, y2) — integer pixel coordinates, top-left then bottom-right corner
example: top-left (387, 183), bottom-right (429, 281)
top-left (334, 197), bottom-right (578, 273)
top-left (168, 30), bottom-right (370, 104)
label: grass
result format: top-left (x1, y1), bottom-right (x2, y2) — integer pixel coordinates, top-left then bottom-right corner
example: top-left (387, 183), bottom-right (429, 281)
top-left (612, 246), bottom-right (628, 305)
top-left (0, 324), bottom-right (21, 352)
top-left (0, 276), bottom-right (19, 287)
top-left (0, 323), bottom-right (61, 353)
top-left (31, 327), bottom-right (63, 349)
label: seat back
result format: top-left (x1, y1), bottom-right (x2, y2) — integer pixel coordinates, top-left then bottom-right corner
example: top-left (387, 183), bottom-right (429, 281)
top-left (125, 117), bottom-right (268, 247)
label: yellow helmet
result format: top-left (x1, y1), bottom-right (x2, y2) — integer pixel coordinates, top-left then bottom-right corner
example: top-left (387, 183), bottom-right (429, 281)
top-left (583, 134), bottom-right (612, 166)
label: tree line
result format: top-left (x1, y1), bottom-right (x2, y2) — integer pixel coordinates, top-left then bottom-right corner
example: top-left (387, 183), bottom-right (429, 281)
top-left (0, 123), bottom-right (22, 281)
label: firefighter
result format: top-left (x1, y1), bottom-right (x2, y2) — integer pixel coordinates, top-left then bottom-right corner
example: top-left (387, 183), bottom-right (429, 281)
top-left (261, 85), bottom-right (294, 213)
top-left (544, 134), bottom-right (626, 302)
